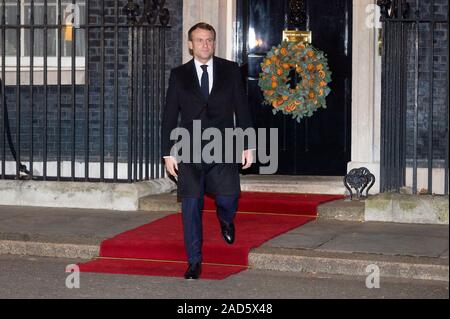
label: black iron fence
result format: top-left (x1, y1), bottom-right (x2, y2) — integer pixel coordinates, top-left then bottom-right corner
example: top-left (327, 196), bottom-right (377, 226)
top-left (378, 0), bottom-right (449, 194)
top-left (0, 0), bottom-right (169, 183)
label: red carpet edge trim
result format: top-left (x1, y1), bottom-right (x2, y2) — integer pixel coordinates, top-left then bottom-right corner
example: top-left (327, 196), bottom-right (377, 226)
top-left (198, 209), bottom-right (318, 218)
top-left (95, 256), bottom-right (250, 268)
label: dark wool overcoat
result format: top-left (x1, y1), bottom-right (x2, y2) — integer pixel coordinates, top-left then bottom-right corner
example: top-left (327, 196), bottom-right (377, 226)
top-left (161, 56), bottom-right (254, 197)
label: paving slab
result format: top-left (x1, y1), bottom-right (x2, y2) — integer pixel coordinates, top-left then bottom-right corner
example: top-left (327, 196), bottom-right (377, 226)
top-left (265, 220), bottom-right (449, 259)
top-left (0, 205), bottom-right (172, 244)
top-left (317, 233), bottom-right (449, 258)
top-left (265, 220), bottom-right (361, 250)
top-left (286, 219), bottom-right (361, 235)
top-left (265, 233), bottom-right (336, 250)
top-left (353, 221), bottom-right (449, 238)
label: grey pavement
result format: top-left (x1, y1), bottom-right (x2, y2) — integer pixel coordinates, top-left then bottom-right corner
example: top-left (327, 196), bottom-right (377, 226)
top-left (0, 255), bottom-right (448, 299)
top-left (262, 220), bottom-right (449, 258)
top-left (0, 205), bottom-right (171, 245)
top-left (0, 205), bottom-right (448, 282)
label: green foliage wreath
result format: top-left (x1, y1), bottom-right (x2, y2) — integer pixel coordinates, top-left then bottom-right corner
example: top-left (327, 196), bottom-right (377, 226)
top-left (258, 41), bottom-right (332, 122)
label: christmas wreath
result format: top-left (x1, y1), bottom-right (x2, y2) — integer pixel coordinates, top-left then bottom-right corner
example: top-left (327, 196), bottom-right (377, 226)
top-left (258, 40), bottom-right (332, 122)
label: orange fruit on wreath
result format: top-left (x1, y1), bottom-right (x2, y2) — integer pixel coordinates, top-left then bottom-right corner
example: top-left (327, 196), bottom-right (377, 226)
top-left (285, 104), bottom-right (297, 112)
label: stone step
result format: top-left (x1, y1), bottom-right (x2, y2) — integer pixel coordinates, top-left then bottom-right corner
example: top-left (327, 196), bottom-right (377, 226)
top-left (249, 247), bottom-right (449, 282)
top-left (317, 199), bottom-right (365, 222)
top-left (0, 239), bottom-right (99, 260)
top-left (365, 193), bottom-right (449, 225)
top-left (317, 194), bottom-right (449, 225)
top-left (0, 178), bottom-right (177, 211)
top-left (139, 192), bottom-right (181, 212)
top-left (2, 238), bottom-right (446, 282)
top-left (138, 175), bottom-right (348, 213)
top-left (240, 175), bottom-right (347, 195)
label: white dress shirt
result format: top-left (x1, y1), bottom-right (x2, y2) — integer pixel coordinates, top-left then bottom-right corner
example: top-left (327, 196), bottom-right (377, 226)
top-left (194, 58), bottom-right (213, 93)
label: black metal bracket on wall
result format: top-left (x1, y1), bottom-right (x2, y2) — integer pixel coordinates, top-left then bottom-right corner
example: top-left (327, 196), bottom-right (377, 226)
top-left (377, 0), bottom-right (410, 20)
top-left (123, 0), bottom-right (170, 26)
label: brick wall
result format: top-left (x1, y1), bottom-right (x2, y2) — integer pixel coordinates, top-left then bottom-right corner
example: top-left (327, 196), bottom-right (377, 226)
top-left (1, 0), bottom-right (182, 165)
top-left (404, 0), bottom-right (448, 167)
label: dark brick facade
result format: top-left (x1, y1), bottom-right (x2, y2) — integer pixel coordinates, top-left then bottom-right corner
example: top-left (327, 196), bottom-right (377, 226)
top-left (1, 0), bottom-right (182, 165)
top-left (2, 0), bottom-right (447, 174)
top-left (405, 0), bottom-right (448, 167)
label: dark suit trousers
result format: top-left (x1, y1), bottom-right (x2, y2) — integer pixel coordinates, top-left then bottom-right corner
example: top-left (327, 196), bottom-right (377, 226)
top-left (181, 168), bottom-right (239, 264)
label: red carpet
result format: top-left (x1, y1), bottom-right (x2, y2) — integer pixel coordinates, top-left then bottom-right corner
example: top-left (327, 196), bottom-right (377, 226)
top-left (79, 192), bottom-right (343, 280)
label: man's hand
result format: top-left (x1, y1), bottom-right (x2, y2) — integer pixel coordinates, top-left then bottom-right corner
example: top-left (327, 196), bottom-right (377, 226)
top-left (164, 156), bottom-right (178, 177)
top-left (242, 149), bottom-right (254, 170)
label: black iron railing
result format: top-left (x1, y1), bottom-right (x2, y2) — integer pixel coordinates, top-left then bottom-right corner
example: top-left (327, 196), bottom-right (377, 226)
top-left (0, 0), bottom-right (169, 182)
top-left (378, 0), bottom-right (449, 194)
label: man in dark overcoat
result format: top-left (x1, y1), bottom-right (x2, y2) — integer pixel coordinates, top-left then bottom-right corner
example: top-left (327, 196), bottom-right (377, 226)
top-left (161, 22), bottom-right (254, 280)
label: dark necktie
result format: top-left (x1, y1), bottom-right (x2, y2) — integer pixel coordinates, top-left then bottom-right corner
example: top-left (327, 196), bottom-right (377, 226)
top-left (200, 65), bottom-right (209, 100)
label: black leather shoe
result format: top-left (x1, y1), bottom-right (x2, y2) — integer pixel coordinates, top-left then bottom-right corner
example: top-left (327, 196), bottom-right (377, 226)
top-left (219, 220), bottom-right (235, 244)
top-left (184, 262), bottom-right (201, 280)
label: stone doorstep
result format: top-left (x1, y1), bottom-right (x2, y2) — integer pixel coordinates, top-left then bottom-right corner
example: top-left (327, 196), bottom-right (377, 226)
top-left (317, 194), bottom-right (449, 225)
top-left (0, 178), bottom-right (177, 211)
top-left (240, 183), bottom-right (347, 195)
top-left (317, 199), bottom-right (365, 222)
top-left (365, 193), bottom-right (449, 225)
top-left (0, 239), bottom-right (447, 282)
top-left (138, 186), bottom-right (348, 213)
top-left (240, 175), bottom-right (347, 195)
top-left (140, 192), bottom-right (449, 226)
top-left (139, 192), bottom-right (181, 212)
top-left (249, 247), bottom-right (449, 282)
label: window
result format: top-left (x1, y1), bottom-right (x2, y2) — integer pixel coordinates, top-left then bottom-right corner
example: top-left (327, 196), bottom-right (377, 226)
top-left (1, 0), bottom-right (86, 85)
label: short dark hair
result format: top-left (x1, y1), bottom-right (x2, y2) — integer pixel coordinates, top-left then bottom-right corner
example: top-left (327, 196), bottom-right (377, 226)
top-left (188, 22), bottom-right (216, 41)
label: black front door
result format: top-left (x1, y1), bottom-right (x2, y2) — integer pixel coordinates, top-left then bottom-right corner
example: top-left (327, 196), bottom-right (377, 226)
top-left (238, 0), bottom-right (352, 176)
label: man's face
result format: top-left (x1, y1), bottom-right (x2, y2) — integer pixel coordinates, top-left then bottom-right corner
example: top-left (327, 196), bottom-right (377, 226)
top-left (188, 28), bottom-right (215, 63)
